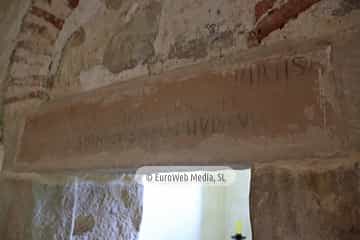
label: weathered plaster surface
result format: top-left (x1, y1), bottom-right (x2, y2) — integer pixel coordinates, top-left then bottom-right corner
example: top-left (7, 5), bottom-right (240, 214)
top-left (262, 0), bottom-right (360, 46)
top-left (2, 0), bottom-right (360, 101)
top-left (53, 0), bottom-right (256, 95)
top-left (0, 0), bottom-right (29, 96)
top-left (50, 0), bottom-right (360, 95)
top-left (0, 1), bottom-right (358, 166)
top-left (2, 0), bottom-right (360, 165)
top-left (0, 0), bottom-right (31, 171)
top-left (0, 0), bottom-right (360, 239)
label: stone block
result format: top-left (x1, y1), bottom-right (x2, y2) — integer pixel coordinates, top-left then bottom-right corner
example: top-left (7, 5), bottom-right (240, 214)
top-left (0, 174), bottom-right (143, 240)
top-left (11, 36), bottom-right (346, 171)
top-left (251, 154), bottom-right (360, 240)
top-left (73, 175), bottom-right (143, 240)
top-left (0, 175), bottom-right (76, 240)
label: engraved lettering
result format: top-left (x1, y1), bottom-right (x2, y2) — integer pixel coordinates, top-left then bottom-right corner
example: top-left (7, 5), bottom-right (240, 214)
top-left (292, 56), bottom-right (308, 75)
top-left (187, 119), bottom-right (197, 136)
top-left (19, 51), bottom-right (327, 167)
top-left (200, 117), bottom-right (209, 135)
top-left (237, 112), bottom-right (249, 128)
top-left (275, 61), bottom-right (280, 82)
top-left (284, 59), bottom-right (289, 87)
top-left (249, 65), bottom-right (254, 87)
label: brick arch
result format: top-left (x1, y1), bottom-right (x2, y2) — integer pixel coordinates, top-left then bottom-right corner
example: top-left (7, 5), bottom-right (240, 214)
top-left (4, 0), bottom-right (80, 104)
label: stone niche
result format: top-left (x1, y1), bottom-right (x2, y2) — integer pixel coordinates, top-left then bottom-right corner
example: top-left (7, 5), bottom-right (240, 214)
top-left (9, 30), bottom-right (358, 171)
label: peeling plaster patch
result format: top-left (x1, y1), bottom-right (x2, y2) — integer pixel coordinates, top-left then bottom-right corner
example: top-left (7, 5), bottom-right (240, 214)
top-left (53, 0), bottom-right (257, 95)
top-left (105, 0), bottom-right (124, 10)
top-left (124, 3), bottom-right (139, 23)
top-left (103, 1), bottom-right (162, 73)
top-left (79, 64), bottom-right (148, 91)
top-left (168, 26), bottom-right (237, 60)
top-left (51, 27), bottom-right (86, 89)
top-left (103, 33), bottom-right (156, 73)
top-left (154, 0), bottom-right (255, 60)
top-left (209, 30), bottom-right (236, 53)
top-left (53, 0), bottom-right (146, 95)
top-left (168, 22), bottom-right (240, 60)
top-left (51, 0), bottom-right (104, 76)
top-left (333, 0), bottom-right (360, 16)
top-left (67, 27), bottom-right (86, 48)
top-left (169, 36), bottom-right (208, 60)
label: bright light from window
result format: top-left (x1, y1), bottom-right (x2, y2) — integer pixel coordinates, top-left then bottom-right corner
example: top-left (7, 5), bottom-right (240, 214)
top-left (138, 169), bottom-right (252, 240)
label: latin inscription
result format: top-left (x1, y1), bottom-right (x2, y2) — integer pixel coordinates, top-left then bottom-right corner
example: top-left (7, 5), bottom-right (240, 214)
top-left (77, 112), bottom-right (260, 152)
top-left (72, 55), bottom-right (321, 152)
top-left (17, 52), bottom-right (331, 166)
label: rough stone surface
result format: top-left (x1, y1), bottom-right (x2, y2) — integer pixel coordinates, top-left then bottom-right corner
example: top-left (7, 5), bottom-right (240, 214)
top-left (0, 174), bottom-right (143, 240)
top-left (251, 154), bottom-right (360, 240)
top-left (0, 175), bottom-right (76, 240)
top-left (73, 176), bottom-right (143, 240)
top-left (73, 215), bottom-right (95, 236)
top-left (0, 178), bottom-right (33, 239)
top-left (31, 180), bottom-right (76, 240)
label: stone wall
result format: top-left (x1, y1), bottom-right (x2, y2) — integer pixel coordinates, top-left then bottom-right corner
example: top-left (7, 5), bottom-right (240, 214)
top-left (0, 155), bottom-right (359, 240)
top-left (252, 154), bottom-right (360, 240)
top-left (5, 24), bottom-right (360, 171)
top-left (0, 0), bottom-right (360, 239)
top-left (0, 173), bottom-right (143, 240)
top-left (1, 0), bottom-right (360, 168)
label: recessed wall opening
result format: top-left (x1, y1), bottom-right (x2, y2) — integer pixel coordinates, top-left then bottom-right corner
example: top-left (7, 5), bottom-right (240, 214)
top-left (138, 168), bottom-right (252, 240)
